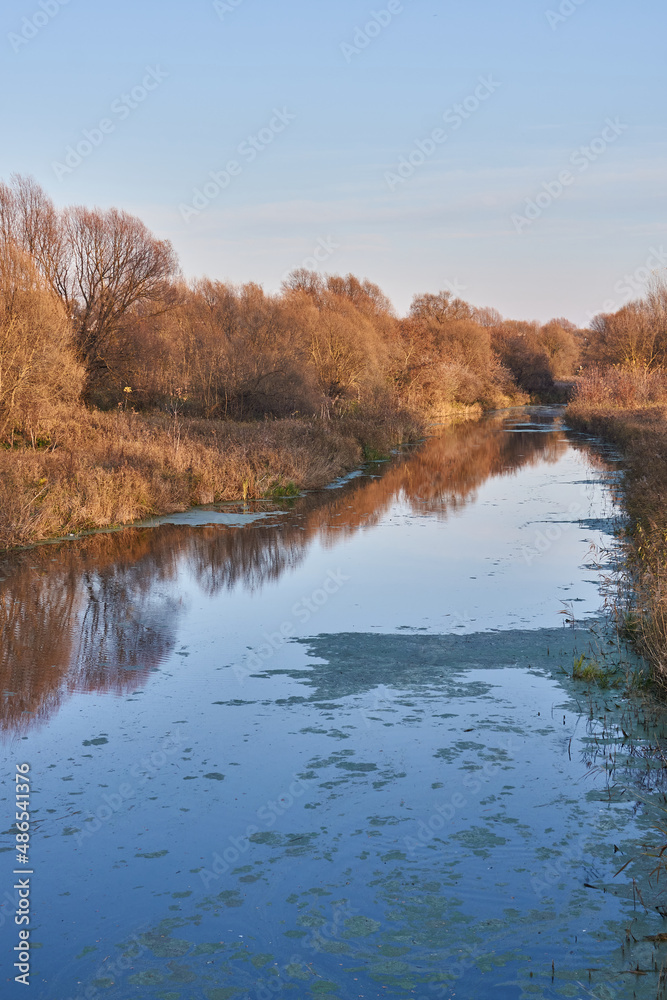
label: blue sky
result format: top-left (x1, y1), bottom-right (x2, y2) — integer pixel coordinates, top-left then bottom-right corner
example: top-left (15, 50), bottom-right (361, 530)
top-left (1, 0), bottom-right (665, 323)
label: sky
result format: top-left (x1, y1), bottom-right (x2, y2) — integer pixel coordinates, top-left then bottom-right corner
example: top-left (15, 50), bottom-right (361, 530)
top-left (1, 0), bottom-right (665, 325)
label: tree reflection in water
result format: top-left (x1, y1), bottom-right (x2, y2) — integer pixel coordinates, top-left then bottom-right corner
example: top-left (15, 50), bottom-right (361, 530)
top-left (0, 410), bottom-right (569, 733)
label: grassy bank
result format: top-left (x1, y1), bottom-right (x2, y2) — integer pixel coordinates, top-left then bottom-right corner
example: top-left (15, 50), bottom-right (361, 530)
top-left (0, 180), bottom-right (584, 551)
top-left (566, 399), bottom-right (667, 687)
top-left (0, 404), bottom-right (423, 551)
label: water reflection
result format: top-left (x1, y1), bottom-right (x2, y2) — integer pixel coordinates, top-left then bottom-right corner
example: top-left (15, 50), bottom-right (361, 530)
top-left (0, 410), bottom-right (570, 733)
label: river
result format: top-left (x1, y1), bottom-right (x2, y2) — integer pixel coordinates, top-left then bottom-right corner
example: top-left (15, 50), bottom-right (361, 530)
top-left (2, 406), bottom-right (667, 999)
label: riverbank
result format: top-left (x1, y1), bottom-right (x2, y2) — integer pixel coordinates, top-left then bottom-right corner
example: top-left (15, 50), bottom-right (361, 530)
top-left (567, 401), bottom-right (667, 688)
top-left (0, 403), bottom-right (424, 551)
top-left (9, 406), bottom-right (667, 997)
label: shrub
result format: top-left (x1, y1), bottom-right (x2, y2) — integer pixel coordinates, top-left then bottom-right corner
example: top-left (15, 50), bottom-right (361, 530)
top-left (0, 243), bottom-right (84, 441)
top-left (572, 365), bottom-right (667, 408)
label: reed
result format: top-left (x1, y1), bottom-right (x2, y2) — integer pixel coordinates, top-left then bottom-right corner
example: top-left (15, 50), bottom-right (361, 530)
top-left (0, 403), bottom-right (423, 551)
top-left (568, 386), bottom-right (667, 689)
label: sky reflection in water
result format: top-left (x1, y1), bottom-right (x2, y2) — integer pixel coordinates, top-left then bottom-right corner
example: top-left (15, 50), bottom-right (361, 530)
top-left (3, 408), bottom-right (666, 1000)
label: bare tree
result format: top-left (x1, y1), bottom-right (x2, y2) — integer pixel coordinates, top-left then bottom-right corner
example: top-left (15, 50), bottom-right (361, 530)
top-left (588, 303), bottom-right (662, 369)
top-left (1, 176), bottom-right (180, 390)
top-left (62, 206), bottom-right (179, 386)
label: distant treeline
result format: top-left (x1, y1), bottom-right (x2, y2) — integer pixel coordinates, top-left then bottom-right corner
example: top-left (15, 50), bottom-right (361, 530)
top-left (0, 174), bottom-right (590, 441)
top-left (3, 172), bottom-right (667, 553)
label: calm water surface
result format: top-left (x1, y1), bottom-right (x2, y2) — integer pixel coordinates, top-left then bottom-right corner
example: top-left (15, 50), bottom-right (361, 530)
top-left (2, 407), bottom-right (667, 1000)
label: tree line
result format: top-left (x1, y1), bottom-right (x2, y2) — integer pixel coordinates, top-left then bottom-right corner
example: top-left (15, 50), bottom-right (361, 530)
top-left (0, 173), bottom-right (592, 440)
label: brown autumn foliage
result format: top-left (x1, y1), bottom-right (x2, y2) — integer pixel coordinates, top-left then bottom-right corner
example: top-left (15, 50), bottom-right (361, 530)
top-left (394, 293), bottom-right (520, 414)
top-left (491, 318), bottom-right (582, 395)
top-left (0, 174), bottom-right (586, 425)
top-left (0, 242), bottom-right (84, 439)
top-left (120, 280), bottom-right (322, 418)
top-left (0, 174), bottom-right (179, 395)
top-left (572, 365), bottom-right (667, 408)
top-left (585, 282), bottom-right (667, 370)
top-left (0, 413), bottom-right (564, 732)
top-left (0, 172), bottom-right (585, 549)
top-left (0, 404), bottom-right (425, 550)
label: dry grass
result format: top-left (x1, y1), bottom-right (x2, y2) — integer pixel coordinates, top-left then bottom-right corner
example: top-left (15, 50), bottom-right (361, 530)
top-left (0, 403), bottom-right (423, 550)
top-left (573, 365), bottom-right (667, 409)
top-left (567, 397), bottom-right (667, 687)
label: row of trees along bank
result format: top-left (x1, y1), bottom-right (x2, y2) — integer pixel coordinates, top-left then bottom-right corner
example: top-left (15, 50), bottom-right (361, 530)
top-left (0, 174), bottom-right (585, 441)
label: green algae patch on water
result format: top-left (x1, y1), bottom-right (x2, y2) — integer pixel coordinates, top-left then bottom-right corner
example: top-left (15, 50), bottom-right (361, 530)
top-left (369, 957), bottom-right (411, 976)
top-left (140, 933), bottom-right (192, 958)
top-left (449, 825), bottom-right (508, 856)
top-left (380, 850), bottom-right (407, 862)
top-left (336, 761), bottom-right (378, 773)
top-left (209, 890), bottom-right (243, 908)
top-left (342, 915), bottom-right (381, 938)
top-left (16, 417), bottom-right (667, 1000)
top-left (128, 969), bottom-right (164, 985)
top-left (75, 945), bottom-right (97, 960)
top-left (250, 953), bottom-right (273, 968)
top-left (191, 942), bottom-right (227, 956)
top-left (249, 831), bottom-right (282, 846)
top-left (297, 911), bottom-right (327, 929)
top-left (285, 962), bottom-right (312, 980)
top-left (166, 962), bottom-right (197, 983)
top-left (316, 939), bottom-right (351, 955)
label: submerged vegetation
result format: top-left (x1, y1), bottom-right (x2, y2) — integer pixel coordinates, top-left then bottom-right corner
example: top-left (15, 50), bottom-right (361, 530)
top-left (0, 174), bottom-right (583, 548)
